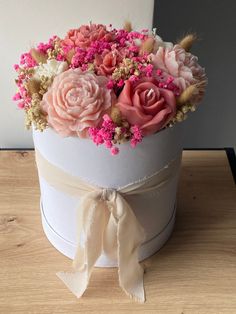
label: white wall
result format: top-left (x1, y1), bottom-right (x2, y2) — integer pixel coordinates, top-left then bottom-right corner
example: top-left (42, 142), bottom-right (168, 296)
top-left (0, 0), bottom-right (154, 148)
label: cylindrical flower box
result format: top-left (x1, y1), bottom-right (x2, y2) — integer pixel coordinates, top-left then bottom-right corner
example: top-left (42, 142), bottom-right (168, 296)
top-left (33, 122), bottom-right (183, 267)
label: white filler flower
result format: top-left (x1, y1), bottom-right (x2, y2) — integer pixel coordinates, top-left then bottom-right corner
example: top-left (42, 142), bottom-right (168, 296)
top-left (33, 59), bottom-right (68, 81)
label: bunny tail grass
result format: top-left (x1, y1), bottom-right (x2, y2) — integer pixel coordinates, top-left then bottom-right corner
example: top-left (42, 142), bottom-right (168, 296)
top-left (139, 37), bottom-right (155, 55)
top-left (30, 48), bottom-right (48, 64)
top-left (123, 21), bottom-right (132, 32)
top-left (26, 79), bottom-right (41, 96)
top-left (178, 33), bottom-right (198, 52)
top-left (111, 106), bottom-right (122, 125)
top-left (177, 84), bottom-right (198, 105)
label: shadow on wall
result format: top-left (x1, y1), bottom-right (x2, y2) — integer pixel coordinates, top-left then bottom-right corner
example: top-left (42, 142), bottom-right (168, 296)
top-left (153, 0), bottom-right (236, 150)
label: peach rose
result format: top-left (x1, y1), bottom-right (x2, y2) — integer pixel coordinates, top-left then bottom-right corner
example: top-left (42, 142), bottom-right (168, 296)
top-left (41, 69), bottom-right (115, 138)
top-left (116, 79), bottom-right (176, 136)
top-left (62, 24), bottom-right (112, 49)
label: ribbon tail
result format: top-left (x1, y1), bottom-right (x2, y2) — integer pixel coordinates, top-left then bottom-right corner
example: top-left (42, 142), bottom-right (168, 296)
top-left (56, 269), bottom-right (88, 298)
top-left (57, 191), bottom-right (109, 298)
top-left (115, 194), bottom-right (146, 303)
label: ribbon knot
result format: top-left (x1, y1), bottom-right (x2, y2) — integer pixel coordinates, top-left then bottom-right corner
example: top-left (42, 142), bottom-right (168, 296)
top-left (102, 188), bottom-right (116, 202)
top-left (35, 148), bottom-right (181, 302)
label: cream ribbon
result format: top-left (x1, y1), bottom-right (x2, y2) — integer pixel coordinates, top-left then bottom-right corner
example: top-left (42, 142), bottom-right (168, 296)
top-left (35, 149), bottom-right (181, 302)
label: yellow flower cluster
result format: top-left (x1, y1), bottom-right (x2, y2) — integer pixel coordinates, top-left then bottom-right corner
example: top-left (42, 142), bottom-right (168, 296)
top-left (47, 38), bottom-right (62, 60)
top-left (112, 58), bottom-right (141, 81)
top-left (168, 103), bottom-right (196, 127)
top-left (25, 93), bottom-right (47, 131)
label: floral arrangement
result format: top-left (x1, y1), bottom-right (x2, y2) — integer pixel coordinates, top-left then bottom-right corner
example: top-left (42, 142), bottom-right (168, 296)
top-left (13, 22), bottom-right (207, 155)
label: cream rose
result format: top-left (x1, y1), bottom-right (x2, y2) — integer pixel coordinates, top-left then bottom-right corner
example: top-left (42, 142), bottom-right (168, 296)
top-left (41, 69), bottom-right (115, 137)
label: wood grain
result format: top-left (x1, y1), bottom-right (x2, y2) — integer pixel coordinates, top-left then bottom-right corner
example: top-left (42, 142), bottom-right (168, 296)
top-left (0, 150), bottom-right (235, 314)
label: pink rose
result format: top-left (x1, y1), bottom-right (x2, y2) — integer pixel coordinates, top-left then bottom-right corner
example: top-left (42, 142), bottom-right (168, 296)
top-left (41, 69), bottom-right (115, 138)
top-left (151, 45), bottom-right (206, 103)
top-left (94, 50), bottom-right (122, 76)
top-left (62, 24), bottom-right (112, 49)
top-left (116, 79), bottom-right (176, 136)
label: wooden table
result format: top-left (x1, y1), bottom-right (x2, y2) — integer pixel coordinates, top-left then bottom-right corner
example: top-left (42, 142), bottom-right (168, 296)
top-left (0, 150), bottom-right (235, 314)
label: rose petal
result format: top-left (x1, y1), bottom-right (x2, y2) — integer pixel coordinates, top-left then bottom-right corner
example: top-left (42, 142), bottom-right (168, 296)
top-left (117, 101), bottom-right (152, 126)
top-left (118, 80), bottom-right (133, 106)
top-left (140, 107), bottom-right (172, 136)
top-left (142, 98), bottom-right (166, 115)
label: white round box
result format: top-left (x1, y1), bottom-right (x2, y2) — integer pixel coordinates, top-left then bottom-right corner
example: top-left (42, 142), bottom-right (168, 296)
top-left (33, 123), bottom-right (183, 267)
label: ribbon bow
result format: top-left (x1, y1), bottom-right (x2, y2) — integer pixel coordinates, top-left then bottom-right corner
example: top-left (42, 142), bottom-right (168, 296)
top-left (35, 149), bottom-right (181, 302)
